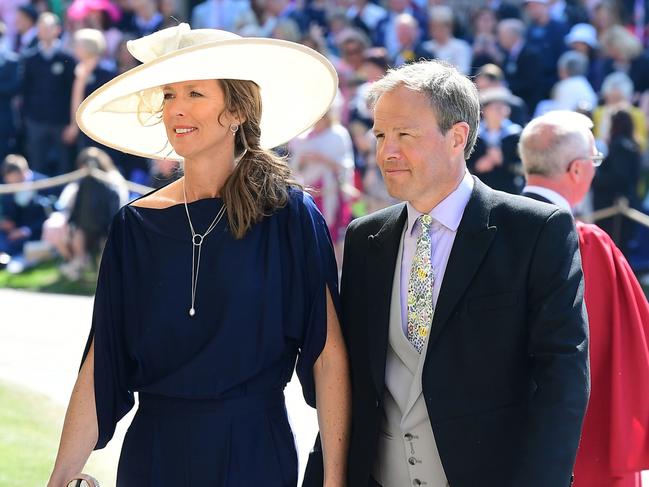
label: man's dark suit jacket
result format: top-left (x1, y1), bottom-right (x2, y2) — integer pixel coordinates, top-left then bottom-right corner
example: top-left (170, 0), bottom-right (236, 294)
top-left (304, 178), bottom-right (589, 487)
top-left (503, 43), bottom-right (546, 113)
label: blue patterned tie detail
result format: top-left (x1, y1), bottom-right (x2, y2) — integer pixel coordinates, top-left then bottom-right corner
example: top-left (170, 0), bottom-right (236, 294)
top-left (407, 214), bottom-right (434, 353)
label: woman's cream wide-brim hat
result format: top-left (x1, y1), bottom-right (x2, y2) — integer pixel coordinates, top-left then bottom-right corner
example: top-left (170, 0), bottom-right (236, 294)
top-left (76, 23), bottom-right (338, 161)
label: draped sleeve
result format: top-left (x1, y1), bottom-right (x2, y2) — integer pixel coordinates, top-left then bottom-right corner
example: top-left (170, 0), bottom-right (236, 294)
top-left (80, 209), bottom-right (135, 449)
top-left (284, 190), bottom-right (341, 407)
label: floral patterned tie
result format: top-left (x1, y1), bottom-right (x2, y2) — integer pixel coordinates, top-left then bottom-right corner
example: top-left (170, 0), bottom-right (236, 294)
top-left (407, 214), bottom-right (434, 353)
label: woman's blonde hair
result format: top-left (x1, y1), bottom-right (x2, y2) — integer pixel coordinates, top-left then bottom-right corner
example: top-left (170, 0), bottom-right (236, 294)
top-left (217, 79), bottom-right (298, 239)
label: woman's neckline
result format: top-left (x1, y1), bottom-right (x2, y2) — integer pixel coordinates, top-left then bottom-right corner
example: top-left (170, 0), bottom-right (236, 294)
top-left (128, 196), bottom-right (223, 211)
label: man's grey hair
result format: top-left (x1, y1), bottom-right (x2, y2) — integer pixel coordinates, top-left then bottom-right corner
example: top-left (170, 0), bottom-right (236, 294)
top-left (498, 18), bottom-right (526, 39)
top-left (558, 50), bottom-right (589, 77)
top-left (601, 71), bottom-right (634, 100)
top-left (367, 60), bottom-right (480, 159)
top-left (519, 111), bottom-right (593, 178)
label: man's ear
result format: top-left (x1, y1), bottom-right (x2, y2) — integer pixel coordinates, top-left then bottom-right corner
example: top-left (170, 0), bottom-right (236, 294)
top-left (451, 122), bottom-right (470, 155)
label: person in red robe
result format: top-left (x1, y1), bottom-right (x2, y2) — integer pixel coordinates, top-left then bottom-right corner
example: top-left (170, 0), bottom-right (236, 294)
top-left (519, 110), bottom-right (649, 487)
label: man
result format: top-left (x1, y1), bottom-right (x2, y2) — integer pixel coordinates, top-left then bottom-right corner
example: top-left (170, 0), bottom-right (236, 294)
top-left (0, 21), bottom-right (20, 160)
top-left (304, 60), bottom-right (588, 487)
top-left (523, 0), bottom-right (568, 99)
top-left (497, 18), bottom-right (545, 113)
top-left (519, 111), bottom-right (649, 487)
top-left (14, 4), bottom-right (38, 55)
top-left (20, 12), bottom-right (75, 176)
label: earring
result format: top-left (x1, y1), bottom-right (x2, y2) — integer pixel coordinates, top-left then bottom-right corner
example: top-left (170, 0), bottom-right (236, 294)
top-left (229, 124), bottom-right (239, 134)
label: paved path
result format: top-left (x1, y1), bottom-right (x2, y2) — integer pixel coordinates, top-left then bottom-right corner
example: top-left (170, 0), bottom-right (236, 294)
top-left (0, 289), bottom-right (318, 485)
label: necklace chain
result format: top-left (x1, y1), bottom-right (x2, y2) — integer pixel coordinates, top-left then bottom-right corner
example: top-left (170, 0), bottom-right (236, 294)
top-left (182, 177), bottom-right (226, 317)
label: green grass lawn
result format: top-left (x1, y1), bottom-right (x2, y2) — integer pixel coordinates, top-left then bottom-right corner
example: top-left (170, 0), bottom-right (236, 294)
top-left (0, 261), bottom-right (97, 296)
top-left (0, 381), bottom-right (115, 487)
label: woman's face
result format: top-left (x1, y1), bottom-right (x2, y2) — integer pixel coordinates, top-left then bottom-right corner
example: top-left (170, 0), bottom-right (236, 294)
top-left (162, 80), bottom-right (238, 161)
top-left (474, 10), bottom-right (496, 35)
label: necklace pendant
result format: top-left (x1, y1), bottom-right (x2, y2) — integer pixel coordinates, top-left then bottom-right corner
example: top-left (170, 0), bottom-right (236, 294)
top-left (189, 307), bottom-right (196, 317)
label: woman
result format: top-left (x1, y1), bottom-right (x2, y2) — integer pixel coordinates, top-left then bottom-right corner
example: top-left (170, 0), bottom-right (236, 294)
top-left (47, 24), bottom-right (350, 487)
top-left (290, 101), bottom-right (355, 265)
top-left (43, 147), bottom-right (129, 281)
top-left (592, 108), bottom-right (642, 258)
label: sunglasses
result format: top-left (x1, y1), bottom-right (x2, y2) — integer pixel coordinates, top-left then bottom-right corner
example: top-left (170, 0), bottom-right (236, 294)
top-left (567, 151), bottom-right (605, 171)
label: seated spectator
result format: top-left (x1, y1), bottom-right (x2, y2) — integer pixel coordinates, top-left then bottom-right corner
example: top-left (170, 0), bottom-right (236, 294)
top-left (52, 147), bottom-right (128, 280)
top-left (0, 154), bottom-right (54, 272)
top-left (475, 63), bottom-right (529, 125)
top-left (593, 71), bottom-right (647, 152)
top-left (535, 50), bottom-right (598, 116)
top-left (422, 5), bottom-right (472, 74)
top-left (564, 22), bottom-right (607, 91)
top-left (470, 7), bottom-right (504, 73)
top-left (467, 87), bottom-right (523, 194)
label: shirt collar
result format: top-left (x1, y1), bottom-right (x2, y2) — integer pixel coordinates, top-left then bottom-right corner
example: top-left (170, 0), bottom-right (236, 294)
top-left (523, 185), bottom-right (572, 211)
top-left (406, 170), bottom-right (474, 235)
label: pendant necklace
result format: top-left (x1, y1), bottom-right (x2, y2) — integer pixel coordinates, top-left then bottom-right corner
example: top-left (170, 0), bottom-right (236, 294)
top-left (182, 177), bottom-right (227, 317)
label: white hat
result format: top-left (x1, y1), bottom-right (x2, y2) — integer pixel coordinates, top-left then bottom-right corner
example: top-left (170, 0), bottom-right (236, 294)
top-left (76, 23), bottom-right (339, 161)
top-left (565, 23), bottom-right (598, 49)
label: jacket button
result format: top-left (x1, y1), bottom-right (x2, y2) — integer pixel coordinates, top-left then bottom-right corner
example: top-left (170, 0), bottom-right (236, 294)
top-left (408, 456), bottom-right (417, 465)
top-left (413, 480), bottom-right (422, 486)
top-left (375, 399), bottom-right (379, 408)
top-left (404, 433), bottom-right (413, 441)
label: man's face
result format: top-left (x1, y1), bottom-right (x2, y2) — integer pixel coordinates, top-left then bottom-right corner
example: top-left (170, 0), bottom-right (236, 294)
top-left (372, 85), bottom-right (466, 212)
top-left (16, 12), bottom-right (34, 34)
top-left (3, 171), bottom-right (25, 184)
top-left (573, 132), bottom-right (597, 203)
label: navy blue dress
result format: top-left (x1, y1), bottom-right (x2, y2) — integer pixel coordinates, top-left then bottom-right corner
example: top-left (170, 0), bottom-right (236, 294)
top-left (81, 188), bottom-right (340, 486)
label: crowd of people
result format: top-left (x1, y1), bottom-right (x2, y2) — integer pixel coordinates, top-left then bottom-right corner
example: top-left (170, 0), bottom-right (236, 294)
top-left (0, 0), bottom-right (648, 277)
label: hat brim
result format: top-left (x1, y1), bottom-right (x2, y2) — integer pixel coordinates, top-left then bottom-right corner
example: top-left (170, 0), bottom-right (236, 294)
top-left (77, 38), bottom-right (338, 161)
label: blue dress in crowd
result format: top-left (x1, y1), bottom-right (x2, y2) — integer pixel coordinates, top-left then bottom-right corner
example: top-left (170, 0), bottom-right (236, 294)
top-left (81, 187), bottom-right (339, 486)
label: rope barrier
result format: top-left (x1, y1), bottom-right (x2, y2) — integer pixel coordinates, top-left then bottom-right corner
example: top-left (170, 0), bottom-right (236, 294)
top-left (0, 170), bottom-right (647, 229)
top-left (0, 168), bottom-right (154, 196)
top-left (579, 197), bottom-right (649, 228)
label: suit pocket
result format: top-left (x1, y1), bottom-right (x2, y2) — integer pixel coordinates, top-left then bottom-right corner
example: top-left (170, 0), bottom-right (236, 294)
top-left (468, 291), bottom-right (519, 314)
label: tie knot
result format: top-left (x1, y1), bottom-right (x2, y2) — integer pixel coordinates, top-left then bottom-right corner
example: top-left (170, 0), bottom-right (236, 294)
top-left (419, 214), bottom-right (433, 231)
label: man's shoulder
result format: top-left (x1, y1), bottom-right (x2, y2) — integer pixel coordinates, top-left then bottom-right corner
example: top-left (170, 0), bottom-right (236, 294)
top-left (487, 186), bottom-right (566, 224)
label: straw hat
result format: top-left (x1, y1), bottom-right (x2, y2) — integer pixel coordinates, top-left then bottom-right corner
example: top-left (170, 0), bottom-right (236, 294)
top-left (76, 23), bottom-right (339, 161)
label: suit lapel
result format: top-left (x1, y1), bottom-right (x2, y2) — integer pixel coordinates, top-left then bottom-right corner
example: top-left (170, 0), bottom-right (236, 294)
top-left (425, 179), bottom-right (497, 354)
top-left (366, 204), bottom-right (408, 394)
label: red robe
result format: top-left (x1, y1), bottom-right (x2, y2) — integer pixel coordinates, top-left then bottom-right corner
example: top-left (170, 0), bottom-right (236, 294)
top-left (573, 222), bottom-right (649, 487)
